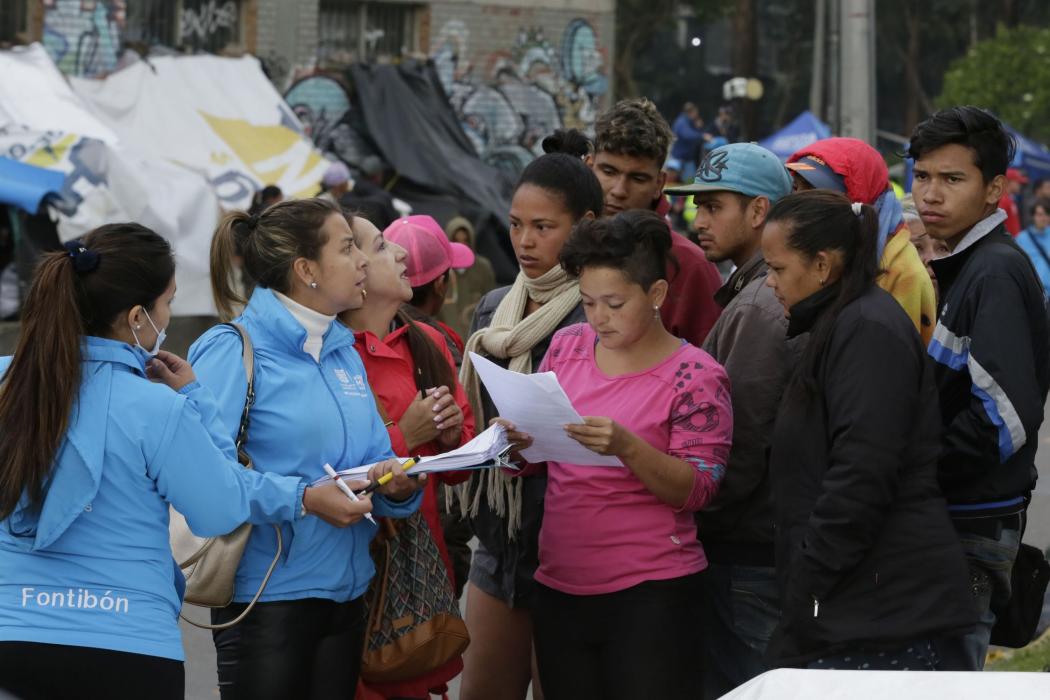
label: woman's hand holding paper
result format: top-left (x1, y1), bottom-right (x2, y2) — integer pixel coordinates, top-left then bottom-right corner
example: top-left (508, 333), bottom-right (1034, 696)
top-left (564, 416), bottom-right (636, 458)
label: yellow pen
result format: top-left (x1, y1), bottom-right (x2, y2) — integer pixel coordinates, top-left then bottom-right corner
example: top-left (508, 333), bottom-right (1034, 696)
top-left (357, 456), bottom-right (419, 496)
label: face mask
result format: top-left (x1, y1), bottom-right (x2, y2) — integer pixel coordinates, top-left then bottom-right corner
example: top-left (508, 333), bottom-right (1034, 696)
top-left (130, 308), bottom-right (167, 357)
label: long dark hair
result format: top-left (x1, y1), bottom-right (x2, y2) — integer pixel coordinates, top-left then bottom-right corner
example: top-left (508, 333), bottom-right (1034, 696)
top-left (211, 198), bottom-right (342, 321)
top-left (396, 309), bottom-right (455, 393)
top-left (0, 224), bottom-right (174, 519)
top-left (767, 190), bottom-right (879, 395)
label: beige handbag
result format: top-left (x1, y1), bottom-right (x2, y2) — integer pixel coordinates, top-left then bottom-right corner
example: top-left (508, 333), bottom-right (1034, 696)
top-left (169, 322), bottom-right (283, 630)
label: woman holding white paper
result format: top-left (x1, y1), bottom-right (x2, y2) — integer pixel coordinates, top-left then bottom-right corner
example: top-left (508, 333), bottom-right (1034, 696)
top-left (190, 200), bottom-right (423, 700)
top-left (457, 129), bottom-right (605, 700)
top-left (522, 210), bottom-right (734, 700)
top-left (341, 214), bottom-right (475, 698)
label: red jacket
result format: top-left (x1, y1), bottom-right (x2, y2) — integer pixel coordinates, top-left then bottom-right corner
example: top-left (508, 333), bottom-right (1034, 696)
top-left (655, 196), bottom-right (724, 345)
top-left (353, 321), bottom-right (475, 698)
top-left (1000, 192), bottom-right (1022, 236)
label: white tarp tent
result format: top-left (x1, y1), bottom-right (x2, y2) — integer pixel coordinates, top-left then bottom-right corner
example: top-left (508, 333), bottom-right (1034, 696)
top-left (720, 669), bottom-right (1050, 699)
top-left (71, 53), bottom-right (328, 211)
top-left (0, 43), bottom-right (329, 315)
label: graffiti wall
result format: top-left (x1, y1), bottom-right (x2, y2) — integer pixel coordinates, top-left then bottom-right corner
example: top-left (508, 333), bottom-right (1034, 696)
top-left (430, 6), bottom-right (612, 176)
top-left (43, 0), bottom-right (244, 77)
top-left (43, 0), bottom-right (126, 78)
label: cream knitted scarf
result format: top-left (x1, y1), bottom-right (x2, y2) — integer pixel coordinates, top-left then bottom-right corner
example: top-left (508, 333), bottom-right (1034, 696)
top-left (457, 264), bottom-right (580, 537)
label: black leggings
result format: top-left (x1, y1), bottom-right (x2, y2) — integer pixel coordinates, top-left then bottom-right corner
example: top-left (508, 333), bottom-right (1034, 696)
top-left (212, 596), bottom-right (366, 700)
top-left (533, 573), bottom-right (704, 700)
top-left (0, 641), bottom-right (183, 700)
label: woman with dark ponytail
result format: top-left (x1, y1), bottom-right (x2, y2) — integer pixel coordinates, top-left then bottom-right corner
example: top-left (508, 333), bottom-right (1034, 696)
top-left (498, 210), bottom-right (732, 699)
top-left (189, 198), bottom-right (424, 699)
top-left (0, 224), bottom-right (369, 700)
top-left (457, 129), bottom-right (604, 700)
top-left (762, 190), bottom-right (976, 670)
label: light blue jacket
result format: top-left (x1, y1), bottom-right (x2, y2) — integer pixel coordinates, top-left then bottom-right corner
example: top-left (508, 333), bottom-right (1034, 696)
top-left (188, 287), bottom-right (420, 605)
top-left (1017, 225), bottom-right (1050, 296)
top-left (0, 337), bottom-right (306, 661)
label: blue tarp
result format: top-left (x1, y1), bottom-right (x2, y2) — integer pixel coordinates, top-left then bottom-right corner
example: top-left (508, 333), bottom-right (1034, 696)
top-left (759, 111), bottom-right (833, 161)
top-left (1007, 125), bottom-right (1050, 183)
top-left (0, 157), bottom-right (65, 214)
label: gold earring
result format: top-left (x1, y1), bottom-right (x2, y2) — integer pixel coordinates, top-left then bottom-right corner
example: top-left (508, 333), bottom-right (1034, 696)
top-left (819, 278), bottom-right (826, 286)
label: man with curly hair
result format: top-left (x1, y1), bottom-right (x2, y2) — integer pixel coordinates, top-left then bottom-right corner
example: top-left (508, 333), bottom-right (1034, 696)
top-left (588, 98), bottom-right (723, 346)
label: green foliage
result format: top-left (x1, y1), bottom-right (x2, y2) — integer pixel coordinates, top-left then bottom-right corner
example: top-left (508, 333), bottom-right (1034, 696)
top-left (939, 24), bottom-right (1050, 142)
top-left (986, 629), bottom-right (1050, 672)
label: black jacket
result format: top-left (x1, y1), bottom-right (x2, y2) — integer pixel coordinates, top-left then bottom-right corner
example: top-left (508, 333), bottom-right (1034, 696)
top-left (464, 285), bottom-right (586, 606)
top-left (929, 218), bottom-right (1049, 515)
top-left (698, 253), bottom-right (798, 565)
top-left (768, 285), bottom-right (976, 666)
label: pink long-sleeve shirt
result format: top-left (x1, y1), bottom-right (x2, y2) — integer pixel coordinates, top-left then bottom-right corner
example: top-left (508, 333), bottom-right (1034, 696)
top-left (533, 323), bottom-right (733, 596)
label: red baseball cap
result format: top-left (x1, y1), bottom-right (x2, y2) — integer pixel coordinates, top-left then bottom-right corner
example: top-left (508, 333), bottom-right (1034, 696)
top-left (384, 215), bottom-right (475, 287)
top-left (1007, 168), bottom-right (1029, 184)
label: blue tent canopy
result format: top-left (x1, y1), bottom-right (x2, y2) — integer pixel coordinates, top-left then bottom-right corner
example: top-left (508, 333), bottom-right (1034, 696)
top-left (1007, 125), bottom-right (1050, 183)
top-left (0, 157), bottom-right (66, 214)
top-left (758, 111), bottom-right (832, 161)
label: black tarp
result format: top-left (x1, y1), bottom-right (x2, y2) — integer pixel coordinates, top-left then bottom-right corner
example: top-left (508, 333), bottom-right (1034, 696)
top-left (348, 61), bottom-right (518, 282)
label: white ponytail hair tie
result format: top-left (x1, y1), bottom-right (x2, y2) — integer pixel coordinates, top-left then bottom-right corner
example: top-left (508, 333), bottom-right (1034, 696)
top-left (851, 202), bottom-right (864, 216)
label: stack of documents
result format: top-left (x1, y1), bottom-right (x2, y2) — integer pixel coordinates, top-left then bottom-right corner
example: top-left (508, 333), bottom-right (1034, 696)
top-left (313, 423), bottom-right (511, 484)
top-left (469, 352), bottom-right (621, 466)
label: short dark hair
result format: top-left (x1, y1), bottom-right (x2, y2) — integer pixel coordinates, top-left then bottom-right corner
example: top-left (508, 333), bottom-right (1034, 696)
top-left (516, 129), bottom-right (605, 221)
top-left (593, 98), bottom-right (673, 166)
top-left (559, 209), bottom-right (673, 290)
top-left (1032, 198), bottom-right (1050, 217)
top-left (907, 106), bottom-right (1016, 183)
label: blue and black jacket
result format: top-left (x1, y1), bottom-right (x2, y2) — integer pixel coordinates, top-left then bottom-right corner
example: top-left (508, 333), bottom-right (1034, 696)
top-left (928, 211), bottom-right (1050, 517)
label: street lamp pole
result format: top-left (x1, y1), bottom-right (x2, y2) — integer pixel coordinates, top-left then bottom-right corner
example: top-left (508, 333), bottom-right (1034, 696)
top-left (839, 0), bottom-right (876, 143)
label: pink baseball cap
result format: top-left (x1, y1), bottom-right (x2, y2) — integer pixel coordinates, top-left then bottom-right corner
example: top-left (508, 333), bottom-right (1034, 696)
top-left (384, 215), bottom-right (475, 287)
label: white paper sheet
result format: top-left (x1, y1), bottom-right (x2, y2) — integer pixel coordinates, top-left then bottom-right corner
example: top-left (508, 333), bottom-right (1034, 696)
top-left (312, 423), bottom-right (512, 485)
top-left (469, 352), bottom-right (622, 467)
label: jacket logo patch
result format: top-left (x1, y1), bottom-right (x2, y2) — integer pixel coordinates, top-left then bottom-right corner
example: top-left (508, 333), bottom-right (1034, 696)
top-left (333, 368), bottom-right (368, 398)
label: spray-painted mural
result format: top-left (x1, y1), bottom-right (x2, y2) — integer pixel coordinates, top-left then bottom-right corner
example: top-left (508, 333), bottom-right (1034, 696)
top-left (42, 0), bottom-right (126, 78)
top-left (432, 17), bottom-right (609, 176)
top-left (283, 75), bottom-right (372, 166)
top-left (43, 0), bottom-right (242, 77)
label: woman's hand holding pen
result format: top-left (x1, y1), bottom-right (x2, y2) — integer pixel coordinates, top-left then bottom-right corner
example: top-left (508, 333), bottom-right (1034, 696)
top-left (368, 458), bottom-right (425, 501)
top-left (398, 391), bottom-right (440, 450)
top-left (302, 480), bottom-right (372, 527)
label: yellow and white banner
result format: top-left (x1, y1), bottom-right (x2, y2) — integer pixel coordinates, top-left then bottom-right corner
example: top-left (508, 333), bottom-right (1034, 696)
top-left (0, 44), bottom-right (329, 315)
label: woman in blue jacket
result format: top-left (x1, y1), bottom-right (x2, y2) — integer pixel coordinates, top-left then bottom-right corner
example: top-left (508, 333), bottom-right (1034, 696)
top-left (1017, 198), bottom-right (1050, 295)
top-left (190, 198), bottom-right (424, 700)
top-left (0, 224), bottom-right (371, 700)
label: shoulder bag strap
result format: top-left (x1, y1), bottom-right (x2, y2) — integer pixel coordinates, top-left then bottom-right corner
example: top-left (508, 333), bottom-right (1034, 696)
top-left (181, 322), bottom-right (283, 631)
